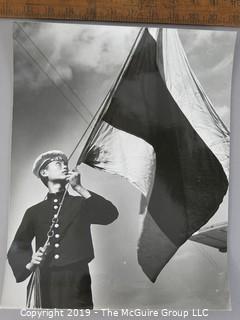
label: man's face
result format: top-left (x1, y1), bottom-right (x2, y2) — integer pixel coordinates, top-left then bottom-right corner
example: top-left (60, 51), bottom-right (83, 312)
top-left (42, 159), bottom-right (69, 182)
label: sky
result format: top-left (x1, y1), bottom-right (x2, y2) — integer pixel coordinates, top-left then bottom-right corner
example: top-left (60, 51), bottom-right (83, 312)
top-left (0, 22), bottom-right (236, 309)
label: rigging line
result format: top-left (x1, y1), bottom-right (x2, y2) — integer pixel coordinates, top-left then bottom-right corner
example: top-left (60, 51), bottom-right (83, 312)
top-left (68, 90), bottom-right (110, 161)
top-left (77, 27), bottom-right (146, 164)
top-left (165, 29), bottom-right (230, 136)
top-left (15, 22), bottom-right (93, 119)
top-left (27, 184), bottom-right (70, 308)
top-left (23, 28), bottom-right (144, 304)
top-left (188, 65), bottom-right (230, 136)
top-left (192, 241), bottom-right (219, 271)
top-left (14, 37), bottom-right (89, 125)
top-left (68, 27), bottom-right (146, 163)
top-left (178, 32), bottom-right (230, 135)
top-left (26, 30), bottom-right (145, 300)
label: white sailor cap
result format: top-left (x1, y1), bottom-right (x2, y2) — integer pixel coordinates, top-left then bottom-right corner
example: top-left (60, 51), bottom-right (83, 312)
top-left (32, 150), bottom-right (68, 178)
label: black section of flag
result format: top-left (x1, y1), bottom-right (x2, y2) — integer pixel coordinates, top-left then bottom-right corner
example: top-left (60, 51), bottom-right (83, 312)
top-left (102, 29), bottom-right (228, 247)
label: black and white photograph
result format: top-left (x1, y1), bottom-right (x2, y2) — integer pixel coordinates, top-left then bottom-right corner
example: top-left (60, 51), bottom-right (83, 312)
top-left (0, 22), bottom-right (235, 310)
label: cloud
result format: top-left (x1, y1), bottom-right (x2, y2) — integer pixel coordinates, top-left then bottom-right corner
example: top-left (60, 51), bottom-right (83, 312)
top-left (14, 22), bottom-right (139, 90)
top-left (13, 23), bottom-right (234, 131)
top-left (179, 29), bottom-right (236, 76)
top-left (178, 28), bottom-right (235, 128)
top-left (180, 29), bottom-right (235, 55)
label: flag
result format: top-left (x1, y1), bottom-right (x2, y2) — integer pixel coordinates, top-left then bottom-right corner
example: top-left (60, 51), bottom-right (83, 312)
top-left (157, 28), bottom-right (230, 177)
top-left (82, 28), bottom-right (229, 282)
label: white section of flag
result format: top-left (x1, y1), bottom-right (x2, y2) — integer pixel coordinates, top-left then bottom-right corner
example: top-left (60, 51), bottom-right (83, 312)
top-left (159, 28), bottom-right (230, 177)
top-left (87, 121), bottom-right (156, 199)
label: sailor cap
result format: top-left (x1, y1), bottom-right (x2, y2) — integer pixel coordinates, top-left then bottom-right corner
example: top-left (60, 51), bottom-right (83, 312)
top-left (32, 150), bottom-right (68, 178)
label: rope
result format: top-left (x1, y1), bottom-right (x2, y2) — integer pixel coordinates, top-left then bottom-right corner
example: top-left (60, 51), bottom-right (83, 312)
top-left (14, 38), bottom-right (89, 125)
top-left (26, 273), bottom-right (35, 308)
top-left (71, 27), bottom-right (146, 164)
top-left (26, 27), bottom-right (145, 308)
top-left (14, 23), bottom-right (93, 119)
top-left (26, 265), bottom-right (42, 308)
top-left (43, 184), bottom-right (70, 249)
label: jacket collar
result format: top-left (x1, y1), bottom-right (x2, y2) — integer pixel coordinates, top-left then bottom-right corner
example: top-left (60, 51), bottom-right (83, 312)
top-left (46, 190), bottom-right (69, 200)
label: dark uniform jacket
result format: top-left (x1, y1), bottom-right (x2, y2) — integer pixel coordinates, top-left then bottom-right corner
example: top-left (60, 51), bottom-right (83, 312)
top-left (7, 190), bottom-right (118, 283)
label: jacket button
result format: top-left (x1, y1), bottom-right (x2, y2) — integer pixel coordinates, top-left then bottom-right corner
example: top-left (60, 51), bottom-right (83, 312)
top-left (54, 254), bottom-right (60, 259)
top-left (54, 199), bottom-right (58, 203)
top-left (55, 243), bottom-right (60, 248)
top-left (55, 234), bottom-right (60, 238)
top-left (54, 224), bottom-right (59, 228)
top-left (54, 205), bottom-right (58, 210)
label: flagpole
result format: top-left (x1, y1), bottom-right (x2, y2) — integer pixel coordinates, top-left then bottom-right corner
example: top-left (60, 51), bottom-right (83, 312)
top-left (69, 27), bottom-right (146, 164)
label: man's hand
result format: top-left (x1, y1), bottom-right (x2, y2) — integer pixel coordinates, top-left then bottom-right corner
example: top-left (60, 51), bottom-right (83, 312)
top-left (26, 247), bottom-right (46, 271)
top-left (66, 170), bottom-right (91, 199)
top-left (65, 170), bottom-right (81, 189)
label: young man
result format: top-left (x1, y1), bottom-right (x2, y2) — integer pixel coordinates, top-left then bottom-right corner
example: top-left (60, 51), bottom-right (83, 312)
top-left (7, 150), bottom-right (118, 309)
